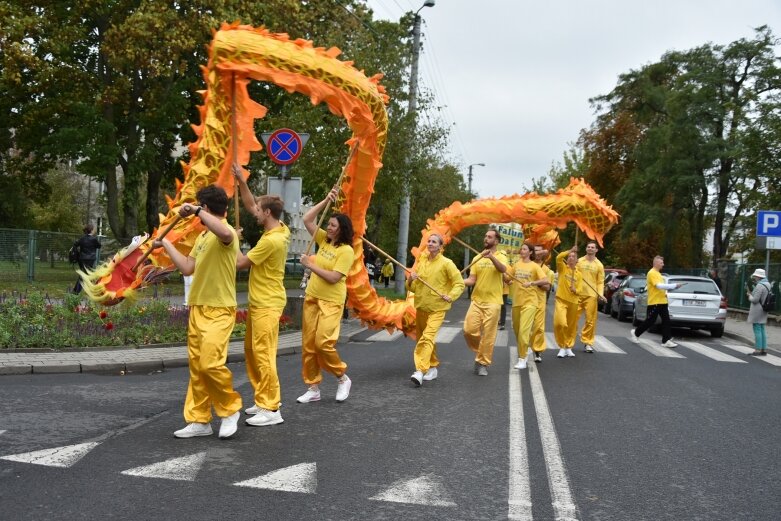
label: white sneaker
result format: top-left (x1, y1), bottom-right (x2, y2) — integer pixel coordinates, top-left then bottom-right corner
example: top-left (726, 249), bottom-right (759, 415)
top-left (423, 367), bottom-right (438, 381)
top-left (557, 348), bottom-right (567, 358)
top-left (661, 340), bottom-right (678, 348)
top-left (335, 375), bottom-right (352, 402)
top-left (410, 371), bottom-right (423, 387)
top-left (584, 344), bottom-right (594, 353)
top-left (218, 411), bottom-right (240, 439)
top-left (245, 404), bottom-right (261, 415)
top-left (566, 349), bottom-right (576, 358)
top-left (629, 329), bottom-right (640, 344)
top-left (296, 385), bottom-right (321, 403)
top-left (245, 409), bottom-right (284, 427)
top-left (173, 422), bottom-right (212, 438)
top-left (514, 358), bottom-right (527, 370)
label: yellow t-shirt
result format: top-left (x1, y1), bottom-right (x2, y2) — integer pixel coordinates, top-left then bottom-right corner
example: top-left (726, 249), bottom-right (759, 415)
top-left (508, 260), bottom-right (545, 309)
top-left (646, 268), bottom-right (668, 305)
top-left (555, 251), bottom-right (583, 304)
top-left (247, 223), bottom-right (290, 310)
top-left (306, 228), bottom-right (355, 304)
top-left (470, 250), bottom-right (508, 305)
top-left (536, 263), bottom-right (554, 307)
top-left (407, 251), bottom-right (465, 312)
top-left (577, 255), bottom-right (605, 299)
top-left (187, 221), bottom-right (239, 307)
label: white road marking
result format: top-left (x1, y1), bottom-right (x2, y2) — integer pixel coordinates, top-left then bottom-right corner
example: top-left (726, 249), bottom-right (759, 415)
top-left (434, 326), bottom-right (461, 343)
top-left (369, 475), bottom-right (456, 507)
top-left (545, 333), bottom-right (559, 350)
top-left (234, 462), bottom-right (317, 493)
top-left (592, 337), bottom-right (626, 354)
top-left (720, 344), bottom-right (781, 366)
top-left (366, 330), bottom-right (403, 342)
top-left (676, 341), bottom-right (746, 363)
top-left (0, 430), bottom-right (6, 435)
top-left (507, 345), bottom-right (533, 521)
top-left (121, 452), bottom-right (206, 481)
top-left (0, 442), bottom-right (100, 468)
top-left (635, 338), bottom-right (686, 358)
top-left (495, 330), bottom-right (509, 347)
top-left (527, 367), bottom-right (579, 521)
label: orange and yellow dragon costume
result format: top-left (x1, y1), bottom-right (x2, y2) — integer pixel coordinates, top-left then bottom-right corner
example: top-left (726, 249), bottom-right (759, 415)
top-left (82, 24), bottom-right (619, 338)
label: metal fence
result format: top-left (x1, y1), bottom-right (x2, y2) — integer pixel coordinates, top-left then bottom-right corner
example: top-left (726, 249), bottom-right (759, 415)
top-left (1, 228), bottom-right (87, 283)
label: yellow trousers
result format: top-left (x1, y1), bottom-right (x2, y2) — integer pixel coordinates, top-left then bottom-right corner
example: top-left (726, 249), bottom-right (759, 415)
top-left (512, 305), bottom-right (537, 359)
top-left (184, 305), bottom-right (242, 423)
top-left (301, 296), bottom-right (347, 385)
top-left (244, 306), bottom-right (282, 411)
top-left (577, 296), bottom-right (599, 345)
top-left (553, 298), bottom-right (579, 349)
top-left (530, 298), bottom-right (547, 353)
top-left (463, 301), bottom-right (500, 366)
top-left (413, 309), bottom-right (446, 372)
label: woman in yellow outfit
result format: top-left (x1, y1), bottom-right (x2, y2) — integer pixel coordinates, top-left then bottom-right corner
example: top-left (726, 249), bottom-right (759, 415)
top-left (530, 245), bottom-right (555, 363)
top-left (298, 188), bottom-right (356, 404)
top-left (407, 233), bottom-right (465, 386)
top-left (507, 242), bottom-right (550, 370)
top-left (381, 259), bottom-right (394, 288)
top-left (554, 246), bottom-right (583, 358)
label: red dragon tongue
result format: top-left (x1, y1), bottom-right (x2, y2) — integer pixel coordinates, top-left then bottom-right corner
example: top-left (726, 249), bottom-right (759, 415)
top-left (104, 249), bottom-right (146, 293)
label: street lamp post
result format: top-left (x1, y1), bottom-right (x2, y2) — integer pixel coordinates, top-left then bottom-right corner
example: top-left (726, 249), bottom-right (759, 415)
top-left (395, 0), bottom-right (435, 295)
top-left (463, 162), bottom-right (485, 270)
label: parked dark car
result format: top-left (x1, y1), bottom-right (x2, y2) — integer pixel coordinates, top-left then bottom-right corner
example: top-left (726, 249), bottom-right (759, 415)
top-left (601, 269), bottom-right (629, 314)
top-left (610, 275), bottom-right (647, 322)
top-left (633, 275), bottom-right (727, 337)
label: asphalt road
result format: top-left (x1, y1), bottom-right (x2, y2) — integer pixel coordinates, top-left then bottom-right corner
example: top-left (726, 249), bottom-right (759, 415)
top-left (1, 297), bottom-right (779, 521)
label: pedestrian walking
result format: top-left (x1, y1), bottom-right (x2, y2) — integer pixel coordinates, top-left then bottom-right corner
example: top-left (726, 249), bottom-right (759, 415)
top-left (407, 234), bottom-right (465, 386)
top-left (72, 224), bottom-right (101, 294)
top-left (155, 185), bottom-right (243, 440)
top-left (234, 165), bottom-right (290, 426)
top-left (381, 258), bottom-right (394, 288)
top-left (530, 245), bottom-right (555, 363)
top-left (576, 240), bottom-right (606, 353)
top-left (553, 246), bottom-right (583, 358)
top-left (746, 268), bottom-right (771, 356)
top-left (297, 188), bottom-right (355, 403)
top-left (629, 255), bottom-right (684, 347)
top-left (462, 227), bottom-right (508, 376)
top-left (497, 279), bottom-right (509, 330)
top-left (507, 242), bottom-right (549, 370)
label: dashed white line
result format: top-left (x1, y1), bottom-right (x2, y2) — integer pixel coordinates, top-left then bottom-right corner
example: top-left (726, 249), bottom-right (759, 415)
top-left (507, 344), bottom-right (533, 520)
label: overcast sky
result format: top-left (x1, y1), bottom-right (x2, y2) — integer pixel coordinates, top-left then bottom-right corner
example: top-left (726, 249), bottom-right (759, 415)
top-left (364, 0), bottom-right (780, 199)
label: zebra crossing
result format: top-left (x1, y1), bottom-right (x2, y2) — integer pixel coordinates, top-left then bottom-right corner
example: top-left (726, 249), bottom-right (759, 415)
top-left (363, 326), bottom-right (780, 366)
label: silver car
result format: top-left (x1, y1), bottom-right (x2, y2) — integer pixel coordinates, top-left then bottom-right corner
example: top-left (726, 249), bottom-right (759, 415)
top-left (632, 275), bottom-right (727, 337)
top-left (611, 275), bottom-right (646, 322)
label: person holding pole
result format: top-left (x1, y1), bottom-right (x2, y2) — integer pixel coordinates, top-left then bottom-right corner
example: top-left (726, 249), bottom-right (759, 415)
top-left (507, 242), bottom-right (550, 370)
top-left (554, 245), bottom-right (583, 358)
top-left (530, 244), bottom-right (555, 363)
top-left (297, 188), bottom-right (355, 404)
top-left (576, 240), bottom-right (606, 353)
top-left (630, 255), bottom-right (685, 348)
top-left (462, 227), bottom-right (508, 376)
top-left (407, 233), bottom-right (465, 386)
top-left (155, 185), bottom-right (243, 439)
top-left (233, 165), bottom-right (290, 427)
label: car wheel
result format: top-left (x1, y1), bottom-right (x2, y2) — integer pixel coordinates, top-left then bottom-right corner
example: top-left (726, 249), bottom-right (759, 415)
top-left (710, 325), bottom-right (724, 338)
top-left (605, 300), bottom-right (612, 315)
top-left (617, 307), bottom-right (626, 322)
top-left (610, 302), bottom-right (618, 318)
top-left (632, 311), bottom-right (641, 327)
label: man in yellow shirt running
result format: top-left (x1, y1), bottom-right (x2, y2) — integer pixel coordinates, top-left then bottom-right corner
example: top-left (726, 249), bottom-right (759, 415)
top-left (407, 233), bottom-right (465, 386)
top-left (576, 240), bottom-right (606, 353)
top-left (156, 185), bottom-right (243, 440)
top-left (234, 165), bottom-right (290, 427)
top-left (463, 228), bottom-right (508, 376)
top-left (507, 242), bottom-right (550, 370)
top-left (629, 255), bottom-right (684, 347)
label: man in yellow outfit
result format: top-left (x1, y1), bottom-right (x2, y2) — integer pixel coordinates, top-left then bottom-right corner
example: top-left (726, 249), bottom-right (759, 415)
top-left (530, 244), bottom-right (555, 363)
top-left (381, 258), bottom-right (394, 288)
top-left (463, 228), bottom-right (508, 376)
top-left (407, 233), bottom-right (465, 386)
top-left (576, 240), bottom-right (606, 353)
top-left (507, 242), bottom-right (550, 370)
top-left (554, 246), bottom-right (583, 358)
top-left (234, 165), bottom-right (290, 427)
top-left (156, 185), bottom-right (243, 439)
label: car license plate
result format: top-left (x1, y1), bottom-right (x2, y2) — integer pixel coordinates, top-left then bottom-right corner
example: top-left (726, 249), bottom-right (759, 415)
top-left (683, 300), bottom-right (706, 307)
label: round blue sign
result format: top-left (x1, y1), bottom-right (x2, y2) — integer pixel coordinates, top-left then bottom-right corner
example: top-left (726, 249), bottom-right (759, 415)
top-left (267, 128), bottom-right (303, 165)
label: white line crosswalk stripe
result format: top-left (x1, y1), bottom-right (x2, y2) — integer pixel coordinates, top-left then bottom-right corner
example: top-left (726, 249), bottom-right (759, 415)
top-left (635, 338), bottom-right (687, 358)
top-left (676, 341), bottom-right (747, 363)
top-left (592, 336), bottom-right (626, 354)
top-left (366, 330), bottom-right (404, 342)
top-left (720, 343), bottom-right (781, 366)
top-left (434, 327), bottom-right (461, 343)
top-left (495, 330), bottom-right (509, 347)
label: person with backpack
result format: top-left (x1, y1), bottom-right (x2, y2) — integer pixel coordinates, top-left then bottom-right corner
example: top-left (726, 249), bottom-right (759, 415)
top-left (746, 268), bottom-right (772, 356)
top-left (71, 224), bottom-right (101, 294)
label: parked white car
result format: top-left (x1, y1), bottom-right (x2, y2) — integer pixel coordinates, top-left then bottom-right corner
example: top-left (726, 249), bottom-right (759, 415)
top-left (633, 275), bottom-right (727, 337)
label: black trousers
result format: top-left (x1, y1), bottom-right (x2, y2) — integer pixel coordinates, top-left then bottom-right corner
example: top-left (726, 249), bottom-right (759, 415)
top-left (498, 294), bottom-right (508, 326)
top-left (634, 303), bottom-right (672, 343)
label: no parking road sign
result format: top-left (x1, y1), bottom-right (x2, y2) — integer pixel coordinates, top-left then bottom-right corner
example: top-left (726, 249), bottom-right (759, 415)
top-left (266, 128), bottom-right (303, 165)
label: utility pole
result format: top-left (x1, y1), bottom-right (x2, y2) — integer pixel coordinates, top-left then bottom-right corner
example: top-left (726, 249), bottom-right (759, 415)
top-left (462, 162), bottom-right (485, 270)
top-left (395, 0), bottom-right (435, 295)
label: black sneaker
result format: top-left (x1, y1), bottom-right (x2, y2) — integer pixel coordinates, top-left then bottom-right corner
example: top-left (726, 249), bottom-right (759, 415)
top-left (534, 353), bottom-right (542, 363)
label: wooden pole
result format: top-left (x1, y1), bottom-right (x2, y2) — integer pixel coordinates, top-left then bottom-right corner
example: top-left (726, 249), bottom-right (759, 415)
top-left (231, 72), bottom-right (240, 237)
top-left (132, 214), bottom-right (183, 272)
top-left (361, 237), bottom-right (450, 301)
